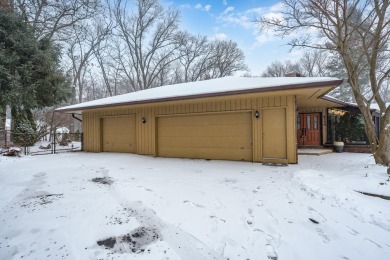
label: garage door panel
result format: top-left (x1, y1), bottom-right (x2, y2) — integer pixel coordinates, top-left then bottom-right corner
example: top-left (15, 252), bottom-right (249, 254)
top-left (157, 112), bottom-right (252, 161)
top-left (158, 136), bottom-right (251, 149)
top-left (158, 147), bottom-right (253, 161)
top-left (103, 116), bottom-right (136, 153)
top-left (159, 113), bottom-right (251, 126)
top-left (158, 124), bottom-right (251, 137)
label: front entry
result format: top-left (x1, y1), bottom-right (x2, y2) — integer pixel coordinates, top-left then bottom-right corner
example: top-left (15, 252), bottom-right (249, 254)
top-left (297, 113), bottom-right (321, 146)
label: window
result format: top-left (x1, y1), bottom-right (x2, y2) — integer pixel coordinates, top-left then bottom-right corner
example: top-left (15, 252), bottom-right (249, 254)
top-left (314, 116), bottom-right (318, 130)
top-left (307, 116), bottom-right (311, 130)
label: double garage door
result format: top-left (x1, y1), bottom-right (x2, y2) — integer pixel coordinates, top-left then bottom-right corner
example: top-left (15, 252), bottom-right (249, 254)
top-left (157, 112), bottom-right (253, 161)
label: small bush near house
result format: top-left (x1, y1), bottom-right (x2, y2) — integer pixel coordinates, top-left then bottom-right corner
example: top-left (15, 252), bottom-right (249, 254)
top-left (335, 111), bottom-right (367, 143)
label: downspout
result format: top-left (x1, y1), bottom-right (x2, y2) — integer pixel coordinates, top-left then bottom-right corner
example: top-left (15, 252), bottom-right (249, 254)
top-left (72, 113), bottom-right (82, 122)
top-left (72, 113), bottom-right (83, 151)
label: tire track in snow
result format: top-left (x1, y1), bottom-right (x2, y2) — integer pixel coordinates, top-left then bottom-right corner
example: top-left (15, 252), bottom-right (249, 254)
top-left (101, 168), bottom-right (224, 260)
top-left (0, 172), bottom-right (48, 225)
top-left (108, 192), bottom-right (224, 260)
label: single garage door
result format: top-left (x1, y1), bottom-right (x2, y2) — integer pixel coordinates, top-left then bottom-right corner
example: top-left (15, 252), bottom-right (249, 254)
top-left (261, 108), bottom-right (287, 161)
top-left (157, 112), bottom-right (252, 161)
top-left (102, 115), bottom-right (136, 153)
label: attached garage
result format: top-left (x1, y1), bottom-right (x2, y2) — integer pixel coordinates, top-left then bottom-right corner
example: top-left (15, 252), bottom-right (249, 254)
top-left (56, 76), bottom-right (343, 164)
top-left (102, 115), bottom-right (136, 153)
top-left (157, 112), bottom-right (252, 161)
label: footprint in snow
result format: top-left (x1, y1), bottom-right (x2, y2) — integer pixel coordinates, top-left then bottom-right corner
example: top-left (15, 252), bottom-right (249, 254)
top-left (211, 199), bottom-right (223, 209)
top-left (137, 186), bottom-right (153, 192)
top-left (266, 244), bottom-right (278, 260)
top-left (266, 209), bottom-right (278, 224)
top-left (210, 216), bottom-right (218, 233)
top-left (33, 172), bottom-right (46, 178)
top-left (316, 228), bottom-right (330, 243)
top-left (308, 207), bottom-right (326, 222)
top-left (246, 216), bottom-right (255, 227)
top-left (222, 178), bottom-right (238, 184)
top-left (209, 215), bottom-right (226, 233)
top-left (183, 200), bottom-right (204, 208)
top-left (346, 226), bottom-right (359, 236)
top-left (30, 228), bottom-right (40, 234)
top-left (238, 213), bottom-right (254, 229)
top-left (364, 238), bottom-right (383, 248)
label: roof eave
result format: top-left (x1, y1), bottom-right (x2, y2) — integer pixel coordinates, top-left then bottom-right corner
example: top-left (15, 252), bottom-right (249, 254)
top-left (56, 79), bottom-right (343, 113)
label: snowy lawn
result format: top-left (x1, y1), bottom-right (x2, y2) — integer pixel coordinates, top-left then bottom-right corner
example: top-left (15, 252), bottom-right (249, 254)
top-left (0, 152), bottom-right (389, 260)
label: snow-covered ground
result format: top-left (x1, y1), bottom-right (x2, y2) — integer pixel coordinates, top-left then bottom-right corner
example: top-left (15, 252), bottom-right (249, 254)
top-left (0, 152), bottom-right (389, 260)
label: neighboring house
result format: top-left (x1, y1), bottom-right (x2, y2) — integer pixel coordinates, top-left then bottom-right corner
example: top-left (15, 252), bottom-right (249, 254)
top-left (56, 76), bottom-right (344, 164)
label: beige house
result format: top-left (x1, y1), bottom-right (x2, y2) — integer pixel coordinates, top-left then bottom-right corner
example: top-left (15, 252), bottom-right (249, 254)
top-left (57, 76), bottom-right (343, 164)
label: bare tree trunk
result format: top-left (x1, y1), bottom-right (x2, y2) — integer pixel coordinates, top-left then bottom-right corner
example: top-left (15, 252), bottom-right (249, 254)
top-left (376, 107), bottom-right (390, 164)
top-left (0, 104), bottom-right (6, 131)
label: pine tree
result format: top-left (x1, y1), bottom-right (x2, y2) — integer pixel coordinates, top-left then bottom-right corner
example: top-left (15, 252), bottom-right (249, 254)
top-left (0, 11), bottom-right (70, 140)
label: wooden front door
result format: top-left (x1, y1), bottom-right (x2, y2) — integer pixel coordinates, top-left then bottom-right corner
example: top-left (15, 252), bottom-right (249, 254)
top-left (297, 113), bottom-right (321, 146)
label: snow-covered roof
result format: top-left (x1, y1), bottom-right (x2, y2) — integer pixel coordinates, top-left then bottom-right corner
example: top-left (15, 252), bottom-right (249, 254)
top-left (56, 127), bottom-right (70, 134)
top-left (322, 95), bottom-right (389, 112)
top-left (57, 76), bottom-right (342, 113)
top-left (368, 102), bottom-right (390, 112)
top-left (321, 95), bottom-right (348, 106)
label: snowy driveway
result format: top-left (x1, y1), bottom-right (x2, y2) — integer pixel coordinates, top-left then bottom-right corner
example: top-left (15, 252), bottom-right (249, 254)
top-left (0, 152), bottom-right (389, 259)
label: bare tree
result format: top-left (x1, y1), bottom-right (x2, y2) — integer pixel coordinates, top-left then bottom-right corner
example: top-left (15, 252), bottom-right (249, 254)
top-left (262, 50), bottom-right (358, 102)
top-left (93, 38), bottom-right (124, 97)
top-left (66, 15), bottom-right (113, 103)
top-left (262, 50), bottom-right (328, 77)
top-left (258, 0), bottom-right (390, 165)
top-left (300, 50), bottom-right (328, 77)
top-left (84, 70), bottom-right (108, 101)
top-left (15, 0), bottom-right (100, 40)
top-left (176, 32), bottom-right (212, 82)
top-left (262, 60), bottom-right (301, 77)
top-left (207, 40), bottom-right (248, 78)
top-left (32, 107), bottom-right (72, 141)
top-left (175, 35), bottom-right (248, 82)
top-left (113, 0), bottom-right (183, 90)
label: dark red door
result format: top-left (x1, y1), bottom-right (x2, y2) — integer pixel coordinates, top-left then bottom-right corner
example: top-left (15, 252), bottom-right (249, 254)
top-left (297, 113), bottom-right (321, 146)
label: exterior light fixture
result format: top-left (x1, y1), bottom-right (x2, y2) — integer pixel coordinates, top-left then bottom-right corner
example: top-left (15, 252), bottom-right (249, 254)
top-left (142, 117), bottom-right (146, 124)
top-left (255, 111), bottom-right (260, 118)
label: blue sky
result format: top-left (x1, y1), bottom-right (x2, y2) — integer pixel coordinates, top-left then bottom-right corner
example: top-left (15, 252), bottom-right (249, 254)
top-left (162, 0), bottom-right (302, 75)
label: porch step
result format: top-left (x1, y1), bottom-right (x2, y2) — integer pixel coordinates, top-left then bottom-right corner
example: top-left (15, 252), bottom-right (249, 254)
top-left (298, 145), bottom-right (324, 149)
top-left (298, 149), bottom-right (333, 156)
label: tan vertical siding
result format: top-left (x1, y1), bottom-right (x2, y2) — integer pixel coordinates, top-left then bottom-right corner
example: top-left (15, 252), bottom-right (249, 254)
top-left (82, 93), bottom-right (298, 163)
top-left (286, 96), bottom-right (297, 163)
